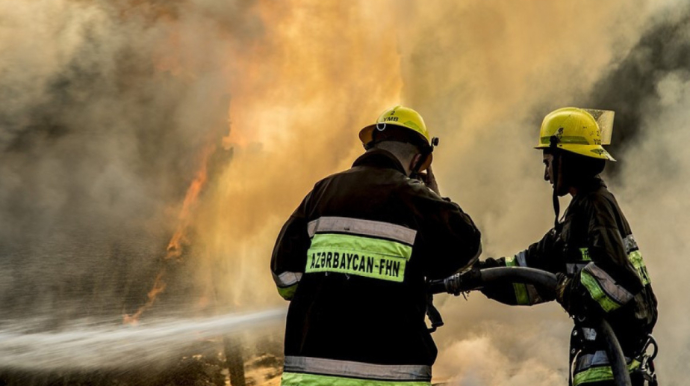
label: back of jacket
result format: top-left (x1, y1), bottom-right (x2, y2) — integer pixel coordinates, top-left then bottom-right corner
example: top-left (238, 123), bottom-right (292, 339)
top-left (271, 149), bottom-right (481, 384)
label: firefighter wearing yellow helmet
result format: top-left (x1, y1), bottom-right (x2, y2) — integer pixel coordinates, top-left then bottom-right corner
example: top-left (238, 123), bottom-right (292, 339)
top-left (359, 105), bottom-right (439, 174)
top-left (271, 105), bottom-right (480, 386)
top-left (478, 107), bottom-right (659, 386)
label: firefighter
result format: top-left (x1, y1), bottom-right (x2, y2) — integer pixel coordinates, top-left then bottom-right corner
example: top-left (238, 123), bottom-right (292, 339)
top-left (479, 107), bottom-right (658, 385)
top-left (270, 105), bottom-right (482, 386)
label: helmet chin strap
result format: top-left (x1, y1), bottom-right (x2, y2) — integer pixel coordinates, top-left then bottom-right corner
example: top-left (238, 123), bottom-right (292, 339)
top-left (549, 136), bottom-right (561, 229)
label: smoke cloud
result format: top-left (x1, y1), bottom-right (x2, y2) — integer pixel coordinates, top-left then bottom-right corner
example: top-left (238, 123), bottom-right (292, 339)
top-left (0, 0), bottom-right (688, 385)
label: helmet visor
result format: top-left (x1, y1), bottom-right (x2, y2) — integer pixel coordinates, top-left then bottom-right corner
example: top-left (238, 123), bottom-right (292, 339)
top-left (584, 109), bottom-right (615, 145)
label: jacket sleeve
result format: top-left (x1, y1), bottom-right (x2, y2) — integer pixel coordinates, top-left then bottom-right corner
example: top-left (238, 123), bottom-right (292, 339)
top-left (479, 230), bottom-right (560, 306)
top-left (561, 196), bottom-right (644, 315)
top-left (270, 191), bottom-right (313, 300)
top-left (410, 185), bottom-right (482, 280)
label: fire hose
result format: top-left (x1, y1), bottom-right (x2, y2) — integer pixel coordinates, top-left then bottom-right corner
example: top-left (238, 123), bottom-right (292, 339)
top-left (428, 267), bottom-right (632, 386)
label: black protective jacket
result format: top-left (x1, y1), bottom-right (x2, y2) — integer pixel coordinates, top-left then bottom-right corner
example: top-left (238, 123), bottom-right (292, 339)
top-left (481, 177), bottom-right (657, 385)
top-left (270, 149), bottom-right (481, 385)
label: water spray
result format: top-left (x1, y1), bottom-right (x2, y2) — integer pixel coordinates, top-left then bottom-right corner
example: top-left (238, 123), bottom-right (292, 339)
top-left (0, 308), bottom-right (285, 371)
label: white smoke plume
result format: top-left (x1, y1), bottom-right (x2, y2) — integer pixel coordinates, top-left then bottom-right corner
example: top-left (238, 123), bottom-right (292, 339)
top-left (0, 0), bottom-right (688, 385)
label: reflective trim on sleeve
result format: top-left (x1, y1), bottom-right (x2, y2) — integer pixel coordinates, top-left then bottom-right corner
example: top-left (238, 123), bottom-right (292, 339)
top-left (566, 263), bottom-right (588, 275)
top-left (573, 350), bottom-right (640, 386)
top-left (623, 234), bottom-right (639, 253)
top-left (515, 250), bottom-right (528, 267)
top-left (504, 255), bottom-right (537, 305)
top-left (284, 356), bottom-right (432, 382)
top-left (629, 250), bottom-right (651, 286)
top-left (277, 283), bottom-right (298, 300)
top-left (580, 263), bottom-right (634, 312)
top-left (526, 283), bottom-right (543, 304)
top-left (272, 271), bottom-right (303, 287)
top-left (307, 217), bottom-right (417, 246)
top-left (306, 234), bottom-right (411, 282)
top-left (623, 234), bottom-right (651, 285)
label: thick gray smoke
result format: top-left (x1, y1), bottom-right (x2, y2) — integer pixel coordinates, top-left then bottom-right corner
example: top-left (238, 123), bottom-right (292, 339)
top-left (598, 6), bottom-right (690, 382)
top-left (1, 1), bottom-right (689, 385)
top-left (0, 1), bottom-right (259, 319)
top-left (395, 1), bottom-right (689, 385)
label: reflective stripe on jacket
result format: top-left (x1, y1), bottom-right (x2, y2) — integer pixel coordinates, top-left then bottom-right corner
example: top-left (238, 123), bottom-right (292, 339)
top-left (270, 149), bottom-right (481, 384)
top-left (480, 177), bottom-right (657, 360)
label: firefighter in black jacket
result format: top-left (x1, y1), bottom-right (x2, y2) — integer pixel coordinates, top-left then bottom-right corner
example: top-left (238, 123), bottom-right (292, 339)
top-left (270, 105), bottom-right (482, 386)
top-left (479, 107), bottom-right (658, 386)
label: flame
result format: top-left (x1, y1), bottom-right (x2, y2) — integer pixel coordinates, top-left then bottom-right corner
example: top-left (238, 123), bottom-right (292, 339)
top-left (124, 143), bottom-right (216, 324)
top-left (165, 144), bottom-right (214, 261)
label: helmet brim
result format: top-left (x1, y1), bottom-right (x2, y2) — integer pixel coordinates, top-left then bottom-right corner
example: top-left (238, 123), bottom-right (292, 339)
top-left (535, 143), bottom-right (616, 161)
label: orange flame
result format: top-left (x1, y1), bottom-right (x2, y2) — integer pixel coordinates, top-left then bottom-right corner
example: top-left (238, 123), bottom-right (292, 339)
top-left (124, 144), bottom-right (216, 324)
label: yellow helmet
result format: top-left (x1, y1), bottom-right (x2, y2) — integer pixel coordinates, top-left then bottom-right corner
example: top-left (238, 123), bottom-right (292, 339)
top-left (359, 105), bottom-right (436, 171)
top-left (536, 107), bottom-right (616, 161)
top-left (359, 105), bottom-right (431, 145)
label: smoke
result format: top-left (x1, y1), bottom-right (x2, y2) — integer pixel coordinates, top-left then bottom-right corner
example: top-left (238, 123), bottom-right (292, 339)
top-left (393, 0), bottom-right (688, 385)
top-left (0, 0), bottom-right (688, 385)
top-left (601, 8), bottom-right (690, 382)
top-left (0, 0), bottom-right (261, 318)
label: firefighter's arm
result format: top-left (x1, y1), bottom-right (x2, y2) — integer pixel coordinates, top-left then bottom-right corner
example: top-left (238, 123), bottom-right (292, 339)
top-left (270, 192), bottom-right (312, 301)
top-left (559, 198), bottom-right (643, 315)
top-left (419, 195), bottom-right (482, 279)
top-left (479, 231), bottom-right (560, 306)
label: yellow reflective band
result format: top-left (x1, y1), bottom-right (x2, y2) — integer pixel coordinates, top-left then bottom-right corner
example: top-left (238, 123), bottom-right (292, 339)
top-left (281, 372), bottom-right (431, 386)
top-left (277, 283), bottom-right (298, 300)
top-left (580, 270), bottom-right (622, 312)
top-left (580, 248), bottom-right (591, 261)
top-left (513, 283), bottom-right (530, 305)
top-left (306, 234), bottom-right (412, 282)
top-left (628, 250), bottom-right (651, 286)
top-left (504, 256), bottom-right (530, 305)
top-left (573, 360), bottom-right (640, 386)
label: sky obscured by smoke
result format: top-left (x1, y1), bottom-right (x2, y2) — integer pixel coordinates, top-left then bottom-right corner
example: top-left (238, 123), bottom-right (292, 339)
top-left (0, 0), bottom-right (688, 384)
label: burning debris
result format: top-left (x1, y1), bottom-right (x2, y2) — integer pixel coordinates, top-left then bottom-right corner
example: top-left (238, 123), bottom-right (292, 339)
top-left (1, 0), bottom-right (688, 385)
top-left (124, 143), bottom-right (221, 325)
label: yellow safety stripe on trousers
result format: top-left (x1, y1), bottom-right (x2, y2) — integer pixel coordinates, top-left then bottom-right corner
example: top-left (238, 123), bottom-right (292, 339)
top-left (281, 372), bottom-right (431, 386)
top-left (306, 234), bottom-right (412, 282)
top-left (580, 264), bottom-right (634, 312)
top-left (505, 256), bottom-right (531, 305)
top-left (573, 360), bottom-right (640, 386)
top-left (284, 356), bottom-right (431, 382)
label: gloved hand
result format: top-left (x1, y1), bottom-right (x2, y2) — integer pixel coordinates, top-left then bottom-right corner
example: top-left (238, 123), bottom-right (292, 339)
top-left (417, 165), bottom-right (440, 195)
top-left (476, 257), bottom-right (502, 270)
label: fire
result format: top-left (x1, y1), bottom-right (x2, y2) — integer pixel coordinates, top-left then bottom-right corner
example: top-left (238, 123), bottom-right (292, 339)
top-left (124, 144), bottom-right (216, 324)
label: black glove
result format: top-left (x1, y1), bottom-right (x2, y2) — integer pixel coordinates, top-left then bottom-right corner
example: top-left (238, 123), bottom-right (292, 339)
top-left (444, 267), bottom-right (483, 295)
top-left (476, 257), bottom-right (502, 270)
